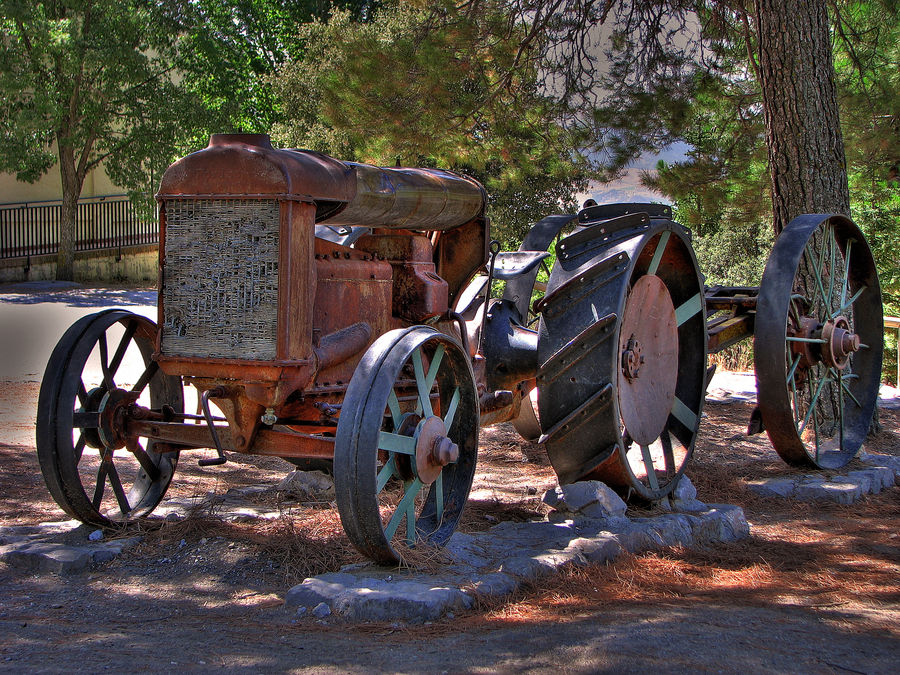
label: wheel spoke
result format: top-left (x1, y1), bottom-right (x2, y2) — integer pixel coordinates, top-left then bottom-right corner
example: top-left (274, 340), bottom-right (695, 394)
top-left (405, 493), bottom-right (416, 545)
top-left (443, 387), bottom-right (460, 430)
top-left (840, 238), bottom-right (854, 310)
top-left (130, 360), bottom-right (159, 395)
top-left (826, 225), bottom-right (837, 309)
top-left (376, 456), bottom-right (397, 494)
top-left (108, 320), bottom-right (138, 383)
top-left (640, 444), bottom-right (659, 491)
top-left (384, 478), bottom-right (423, 540)
top-left (387, 390), bottom-right (402, 428)
top-left (838, 369), bottom-right (845, 452)
top-left (413, 345), bottom-right (444, 417)
top-left (675, 293), bottom-right (703, 327)
top-left (647, 231), bottom-right (670, 276)
top-left (92, 459), bottom-right (108, 509)
top-left (798, 370), bottom-right (832, 435)
top-left (834, 371), bottom-right (862, 408)
top-left (128, 440), bottom-right (161, 482)
top-left (671, 396), bottom-right (698, 431)
top-left (803, 248), bottom-right (829, 310)
top-left (99, 333), bottom-right (113, 390)
top-left (660, 429), bottom-right (676, 478)
top-left (434, 472), bottom-right (444, 522)
top-left (77, 380), bottom-right (89, 406)
top-left (786, 353), bottom-right (802, 385)
top-left (106, 459), bottom-right (131, 515)
top-left (832, 286), bottom-right (865, 319)
top-left (74, 433), bottom-right (86, 463)
top-left (378, 431), bottom-right (416, 455)
top-left (73, 411), bottom-right (100, 428)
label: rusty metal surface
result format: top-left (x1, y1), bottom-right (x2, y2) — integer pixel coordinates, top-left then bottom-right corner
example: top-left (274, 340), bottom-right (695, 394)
top-left (323, 163), bottom-right (486, 231)
top-left (617, 275), bottom-right (679, 446)
top-left (157, 135), bottom-right (355, 221)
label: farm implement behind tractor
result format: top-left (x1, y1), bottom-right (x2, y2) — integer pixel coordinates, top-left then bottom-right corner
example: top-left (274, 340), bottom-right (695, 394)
top-left (36, 134), bottom-right (883, 564)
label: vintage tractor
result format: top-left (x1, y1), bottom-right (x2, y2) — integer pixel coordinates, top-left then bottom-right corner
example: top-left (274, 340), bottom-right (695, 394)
top-left (36, 134), bottom-right (883, 564)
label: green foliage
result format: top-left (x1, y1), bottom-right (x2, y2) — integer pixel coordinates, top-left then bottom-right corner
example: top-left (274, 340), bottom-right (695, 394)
top-left (272, 2), bottom-right (592, 246)
top-left (0, 0), bottom-right (199, 190)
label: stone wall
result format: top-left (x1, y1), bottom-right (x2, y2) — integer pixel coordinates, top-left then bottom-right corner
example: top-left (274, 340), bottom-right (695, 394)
top-left (0, 245), bottom-right (158, 284)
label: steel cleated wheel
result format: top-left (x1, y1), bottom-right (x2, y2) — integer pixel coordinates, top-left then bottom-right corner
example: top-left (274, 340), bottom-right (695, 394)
top-left (537, 204), bottom-right (708, 501)
top-left (36, 310), bottom-right (184, 525)
top-left (334, 326), bottom-right (479, 563)
top-left (755, 214), bottom-right (882, 469)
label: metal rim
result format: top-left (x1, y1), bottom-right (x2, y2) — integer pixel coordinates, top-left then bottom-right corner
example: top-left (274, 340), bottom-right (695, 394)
top-left (334, 326), bottom-right (479, 564)
top-left (36, 310), bottom-right (184, 524)
top-left (537, 220), bottom-right (707, 501)
top-left (755, 214), bottom-right (883, 469)
top-left (603, 226), bottom-right (708, 500)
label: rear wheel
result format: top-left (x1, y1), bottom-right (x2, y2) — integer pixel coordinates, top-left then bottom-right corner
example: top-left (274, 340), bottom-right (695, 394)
top-left (537, 208), bottom-right (707, 500)
top-left (755, 214), bottom-right (882, 469)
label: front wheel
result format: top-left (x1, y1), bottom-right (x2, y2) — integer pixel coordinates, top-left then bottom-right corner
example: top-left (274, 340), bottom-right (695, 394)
top-left (334, 327), bottom-right (479, 564)
top-left (36, 310), bottom-right (184, 524)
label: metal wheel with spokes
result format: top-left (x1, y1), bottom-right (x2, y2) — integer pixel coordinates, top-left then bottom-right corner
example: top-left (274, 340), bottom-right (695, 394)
top-left (755, 214), bottom-right (883, 469)
top-left (334, 327), bottom-right (478, 564)
top-left (36, 310), bottom-right (184, 524)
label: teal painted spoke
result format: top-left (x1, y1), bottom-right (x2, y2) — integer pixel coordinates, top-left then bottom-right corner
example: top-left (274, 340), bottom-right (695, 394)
top-left (786, 353), bottom-right (802, 385)
top-left (671, 396), bottom-right (698, 431)
top-left (443, 388), bottom-right (460, 430)
top-left (376, 456), bottom-right (397, 493)
top-left (804, 247), bottom-right (829, 311)
top-left (435, 472), bottom-right (444, 522)
top-left (406, 495), bottom-right (416, 545)
top-left (413, 346), bottom-right (442, 417)
top-left (826, 225), bottom-right (837, 309)
top-left (640, 444), bottom-right (659, 491)
top-left (384, 478), bottom-right (423, 541)
top-left (675, 293), bottom-right (703, 327)
top-left (838, 369), bottom-right (845, 452)
top-left (388, 390), bottom-right (402, 428)
top-left (840, 238), bottom-right (854, 310)
top-left (790, 375), bottom-right (800, 427)
top-left (378, 431), bottom-right (417, 455)
top-left (647, 231), bottom-right (670, 276)
top-left (789, 294), bottom-right (806, 325)
top-left (832, 286), bottom-right (865, 318)
top-left (838, 372), bottom-right (862, 408)
top-left (798, 370), bottom-right (832, 435)
top-left (786, 337), bottom-right (827, 344)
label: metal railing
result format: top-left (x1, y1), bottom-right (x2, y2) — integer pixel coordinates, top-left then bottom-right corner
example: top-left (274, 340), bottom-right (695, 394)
top-left (886, 316), bottom-right (900, 387)
top-left (0, 194), bottom-right (156, 259)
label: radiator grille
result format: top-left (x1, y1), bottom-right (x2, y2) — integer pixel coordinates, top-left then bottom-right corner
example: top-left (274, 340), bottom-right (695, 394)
top-left (161, 199), bottom-right (280, 360)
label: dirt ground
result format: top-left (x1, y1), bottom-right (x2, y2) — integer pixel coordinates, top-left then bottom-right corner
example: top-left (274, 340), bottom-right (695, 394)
top-left (1, 378), bottom-right (898, 673)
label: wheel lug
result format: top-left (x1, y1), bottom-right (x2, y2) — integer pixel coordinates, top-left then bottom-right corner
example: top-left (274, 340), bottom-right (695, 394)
top-left (431, 437), bottom-right (459, 466)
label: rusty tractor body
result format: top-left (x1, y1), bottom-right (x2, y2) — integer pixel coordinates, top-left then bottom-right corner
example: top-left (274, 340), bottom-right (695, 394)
top-left (36, 134), bottom-right (883, 563)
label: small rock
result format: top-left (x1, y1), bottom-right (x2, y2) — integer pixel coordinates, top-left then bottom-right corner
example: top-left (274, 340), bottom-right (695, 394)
top-left (278, 470), bottom-right (335, 499)
top-left (178, 539), bottom-right (186, 549)
top-left (295, 606), bottom-right (307, 618)
top-left (312, 602), bottom-right (331, 618)
top-left (526, 486), bottom-right (537, 496)
top-left (88, 530), bottom-right (103, 542)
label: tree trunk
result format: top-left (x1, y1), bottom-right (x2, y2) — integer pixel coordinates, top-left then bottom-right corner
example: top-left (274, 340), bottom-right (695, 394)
top-left (754, 0), bottom-right (850, 233)
top-left (55, 141), bottom-right (82, 282)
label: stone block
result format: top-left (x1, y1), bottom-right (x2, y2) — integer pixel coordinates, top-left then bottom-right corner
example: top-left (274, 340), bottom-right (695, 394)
top-left (745, 478), bottom-right (797, 499)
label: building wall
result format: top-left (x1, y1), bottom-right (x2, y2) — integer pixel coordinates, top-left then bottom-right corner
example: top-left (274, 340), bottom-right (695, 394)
top-left (0, 245), bottom-right (159, 284)
top-left (0, 157), bottom-right (120, 205)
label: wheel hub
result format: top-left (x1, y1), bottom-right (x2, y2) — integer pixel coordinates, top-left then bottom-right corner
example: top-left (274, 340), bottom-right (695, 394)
top-left (617, 275), bottom-right (679, 447)
top-left (821, 315), bottom-right (860, 369)
top-left (98, 388), bottom-right (140, 450)
top-left (414, 416), bottom-right (459, 485)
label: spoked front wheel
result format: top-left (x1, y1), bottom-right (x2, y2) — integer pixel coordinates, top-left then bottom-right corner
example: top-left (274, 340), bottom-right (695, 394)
top-left (36, 310), bottom-right (184, 524)
top-left (755, 214), bottom-right (883, 469)
top-left (334, 327), bottom-right (479, 564)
